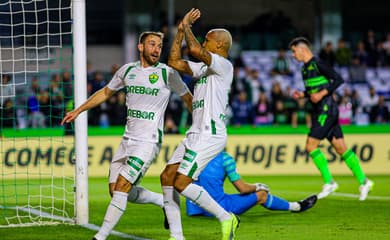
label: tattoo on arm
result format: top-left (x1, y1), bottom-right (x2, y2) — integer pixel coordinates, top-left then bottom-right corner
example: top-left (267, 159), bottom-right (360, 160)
top-left (169, 31), bottom-right (184, 61)
top-left (184, 26), bottom-right (201, 50)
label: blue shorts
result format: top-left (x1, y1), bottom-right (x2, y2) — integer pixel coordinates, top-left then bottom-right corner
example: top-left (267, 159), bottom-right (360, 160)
top-left (186, 193), bottom-right (258, 216)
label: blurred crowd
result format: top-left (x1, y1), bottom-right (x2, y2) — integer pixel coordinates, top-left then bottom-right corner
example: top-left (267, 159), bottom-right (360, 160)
top-left (1, 30), bottom-right (390, 133)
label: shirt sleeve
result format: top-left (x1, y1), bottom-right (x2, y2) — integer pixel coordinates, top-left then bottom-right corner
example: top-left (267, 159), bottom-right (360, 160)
top-left (317, 60), bottom-right (344, 94)
top-left (222, 153), bottom-right (241, 183)
top-left (168, 68), bottom-right (190, 96)
top-left (106, 64), bottom-right (129, 91)
top-left (187, 60), bottom-right (207, 79)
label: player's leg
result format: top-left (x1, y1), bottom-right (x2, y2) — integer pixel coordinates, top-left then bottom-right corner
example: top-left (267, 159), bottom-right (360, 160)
top-left (94, 175), bottom-right (132, 240)
top-left (127, 185), bottom-right (163, 207)
top-left (94, 140), bottom-right (159, 240)
top-left (177, 134), bottom-right (239, 240)
top-left (330, 133), bottom-right (373, 200)
top-left (160, 142), bottom-right (186, 240)
top-left (307, 136), bottom-right (334, 185)
top-left (308, 114), bottom-right (339, 198)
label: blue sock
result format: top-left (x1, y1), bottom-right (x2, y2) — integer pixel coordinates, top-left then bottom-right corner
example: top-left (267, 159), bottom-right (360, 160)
top-left (262, 194), bottom-right (289, 211)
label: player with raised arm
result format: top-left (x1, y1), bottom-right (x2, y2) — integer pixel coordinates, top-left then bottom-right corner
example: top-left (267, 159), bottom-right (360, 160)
top-left (160, 8), bottom-right (239, 240)
top-left (61, 31), bottom-right (192, 240)
top-left (186, 152), bottom-right (317, 216)
top-left (288, 37), bottom-right (373, 200)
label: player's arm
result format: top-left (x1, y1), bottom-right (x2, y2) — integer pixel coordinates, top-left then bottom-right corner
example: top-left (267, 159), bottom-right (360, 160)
top-left (182, 8), bottom-right (212, 66)
top-left (61, 86), bottom-right (115, 124)
top-left (232, 179), bottom-right (257, 194)
top-left (180, 92), bottom-right (193, 113)
top-left (168, 22), bottom-right (193, 75)
top-left (310, 60), bottom-right (344, 103)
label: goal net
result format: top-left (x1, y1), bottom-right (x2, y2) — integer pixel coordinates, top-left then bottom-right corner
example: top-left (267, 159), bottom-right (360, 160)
top-left (0, 0), bottom-right (75, 226)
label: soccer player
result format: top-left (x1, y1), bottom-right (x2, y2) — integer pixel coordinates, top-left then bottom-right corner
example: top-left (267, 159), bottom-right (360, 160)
top-left (288, 37), bottom-right (373, 200)
top-left (61, 31), bottom-right (192, 240)
top-left (160, 8), bottom-right (239, 240)
top-left (186, 152), bottom-right (317, 217)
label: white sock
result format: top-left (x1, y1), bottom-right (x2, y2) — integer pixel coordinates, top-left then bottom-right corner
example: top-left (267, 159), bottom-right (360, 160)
top-left (94, 191), bottom-right (128, 240)
top-left (163, 186), bottom-right (184, 240)
top-left (289, 202), bottom-right (300, 211)
top-left (127, 186), bottom-right (163, 208)
top-left (181, 183), bottom-right (231, 222)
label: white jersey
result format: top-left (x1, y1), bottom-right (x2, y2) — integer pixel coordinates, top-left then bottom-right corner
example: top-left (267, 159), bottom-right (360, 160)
top-left (107, 61), bottom-right (189, 143)
top-left (187, 53), bottom-right (233, 136)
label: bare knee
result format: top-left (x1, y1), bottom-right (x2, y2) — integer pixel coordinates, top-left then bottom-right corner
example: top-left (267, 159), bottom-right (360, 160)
top-left (114, 175), bottom-right (132, 193)
top-left (173, 173), bottom-right (193, 193)
top-left (160, 164), bottom-right (179, 186)
top-left (256, 191), bottom-right (268, 205)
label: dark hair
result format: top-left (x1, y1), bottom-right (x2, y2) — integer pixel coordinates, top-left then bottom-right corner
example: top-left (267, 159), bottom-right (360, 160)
top-left (138, 31), bottom-right (164, 44)
top-left (289, 37), bottom-right (311, 48)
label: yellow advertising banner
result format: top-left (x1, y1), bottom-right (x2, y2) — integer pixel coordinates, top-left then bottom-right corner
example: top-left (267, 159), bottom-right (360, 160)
top-left (1, 134), bottom-right (389, 179)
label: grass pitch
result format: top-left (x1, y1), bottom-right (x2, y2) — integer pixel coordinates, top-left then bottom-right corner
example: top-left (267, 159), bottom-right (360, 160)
top-left (1, 175), bottom-right (389, 240)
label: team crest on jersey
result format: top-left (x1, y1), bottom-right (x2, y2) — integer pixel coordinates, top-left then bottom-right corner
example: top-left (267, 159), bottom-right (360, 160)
top-left (149, 73), bottom-right (159, 84)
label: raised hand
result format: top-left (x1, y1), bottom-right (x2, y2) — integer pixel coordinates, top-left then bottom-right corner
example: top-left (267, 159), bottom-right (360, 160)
top-left (182, 8), bottom-right (201, 27)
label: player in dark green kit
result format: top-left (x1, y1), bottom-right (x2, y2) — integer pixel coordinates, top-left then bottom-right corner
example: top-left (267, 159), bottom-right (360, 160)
top-left (289, 37), bottom-right (373, 201)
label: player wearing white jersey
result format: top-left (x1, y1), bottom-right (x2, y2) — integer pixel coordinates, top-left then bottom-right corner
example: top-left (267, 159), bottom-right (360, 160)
top-left (160, 9), bottom-right (239, 240)
top-left (61, 31), bottom-right (192, 240)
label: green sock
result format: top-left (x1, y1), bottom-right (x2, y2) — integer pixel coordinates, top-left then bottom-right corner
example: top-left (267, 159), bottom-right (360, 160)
top-left (310, 148), bottom-right (333, 184)
top-left (342, 149), bottom-right (366, 185)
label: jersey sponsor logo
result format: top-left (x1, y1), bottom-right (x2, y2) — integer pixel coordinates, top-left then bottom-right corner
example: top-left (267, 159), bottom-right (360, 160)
top-left (149, 73), bottom-right (159, 84)
top-left (127, 108), bottom-right (155, 120)
top-left (192, 99), bottom-right (204, 110)
top-left (125, 85), bottom-right (159, 96)
top-left (196, 76), bottom-right (207, 85)
top-left (128, 74), bottom-right (136, 80)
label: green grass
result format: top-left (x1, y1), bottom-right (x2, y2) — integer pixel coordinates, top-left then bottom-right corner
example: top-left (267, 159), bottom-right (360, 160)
top-left (1, 175), bottom-right (389, 240)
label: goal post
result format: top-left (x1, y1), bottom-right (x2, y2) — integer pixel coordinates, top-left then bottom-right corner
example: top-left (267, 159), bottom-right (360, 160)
top-left (72, 0), bottom-right (88, 225)
top-left (0, 0), bottom-right (89, 227)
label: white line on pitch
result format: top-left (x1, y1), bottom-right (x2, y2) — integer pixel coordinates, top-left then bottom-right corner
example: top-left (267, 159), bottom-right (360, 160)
top-left (276, 190), bottom-right (390, 200)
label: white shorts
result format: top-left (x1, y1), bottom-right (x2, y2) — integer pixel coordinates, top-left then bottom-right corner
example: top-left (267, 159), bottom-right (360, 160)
top-left (109, 137), bottom-right (161, 184)
top-left (167, 133), bottom-right (227, 180)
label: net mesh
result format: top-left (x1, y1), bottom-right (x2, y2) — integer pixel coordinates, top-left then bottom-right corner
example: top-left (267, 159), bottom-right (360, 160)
top-left (0, 0), bottom-right (75, 226)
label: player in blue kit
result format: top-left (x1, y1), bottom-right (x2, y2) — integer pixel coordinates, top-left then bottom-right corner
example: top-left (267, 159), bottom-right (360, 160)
top-left (185, 152), bottom-right (317, 217)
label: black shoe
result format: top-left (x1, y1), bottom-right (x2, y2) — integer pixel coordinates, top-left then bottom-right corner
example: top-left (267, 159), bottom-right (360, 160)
top-left (162, 207), bottom-right (169, 230)
top-left (92, 238), bottom-right (97, 240)
top-left (293, 195), bottom-right (317, 213)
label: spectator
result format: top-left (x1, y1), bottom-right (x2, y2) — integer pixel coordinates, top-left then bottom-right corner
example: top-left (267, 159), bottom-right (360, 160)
top-left (273, 100), bottom-right (288, 125)
top-left (338, 96), bottom-right (353, 125)
top-left (369, 95), bottom-right (390, 123)
top-left (335, 39), bottom-right (352, 67)
top-left (292, 98), bottom-right (311, 128)
top-left (270, 49), bottom-right (293, 77)
top-left (244, 68), bottom-right (264, 105)
top-left (350, 89), bottom-right (361, 119)
top-left (107, 91), bottom-right (127, 126)
top-left (319, 41), bottom-right (335, 67)
top-left (382, 33), bottom-right (390, 65)
top-left (253, 92), bottom-right (272, 125)
top-left (353, 41), bottom-right (368, 66)
top-left (364, 30), bottom-right (378, 67)
top-left (348, 57), bottom-right (367, 84)
top-left (1, 74), bottom-right (14, 108)
top-left (363, 86), bottom-right (379, 114)
top-left (1, 99), bottom-right (15, 128)
top-left (231, 91), bottom-right (254, 126)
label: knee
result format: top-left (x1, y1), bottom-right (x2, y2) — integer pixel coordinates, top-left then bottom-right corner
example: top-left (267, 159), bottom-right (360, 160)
top-left (173, 174), bottom-right (192, 193)
top-left (114, 175), bottom-right (132, 193)
top-left (256, 191), bottom-right (268, 205)
top-left (160, 164), bottom-right (178, 186)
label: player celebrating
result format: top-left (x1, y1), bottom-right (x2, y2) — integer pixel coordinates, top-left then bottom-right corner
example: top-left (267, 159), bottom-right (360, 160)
top-left (61, 31), bottom-right (192, 240)
top-left (288, 37), bottom-right (373, 200)
top-left (186, 152), bottom-right (317, 216)
top-left (160, 8), bottom-right (239, 240)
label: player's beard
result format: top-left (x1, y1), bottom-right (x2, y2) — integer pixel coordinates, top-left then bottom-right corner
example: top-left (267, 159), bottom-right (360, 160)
top-left (142, 51), bottom-right (159, 67)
